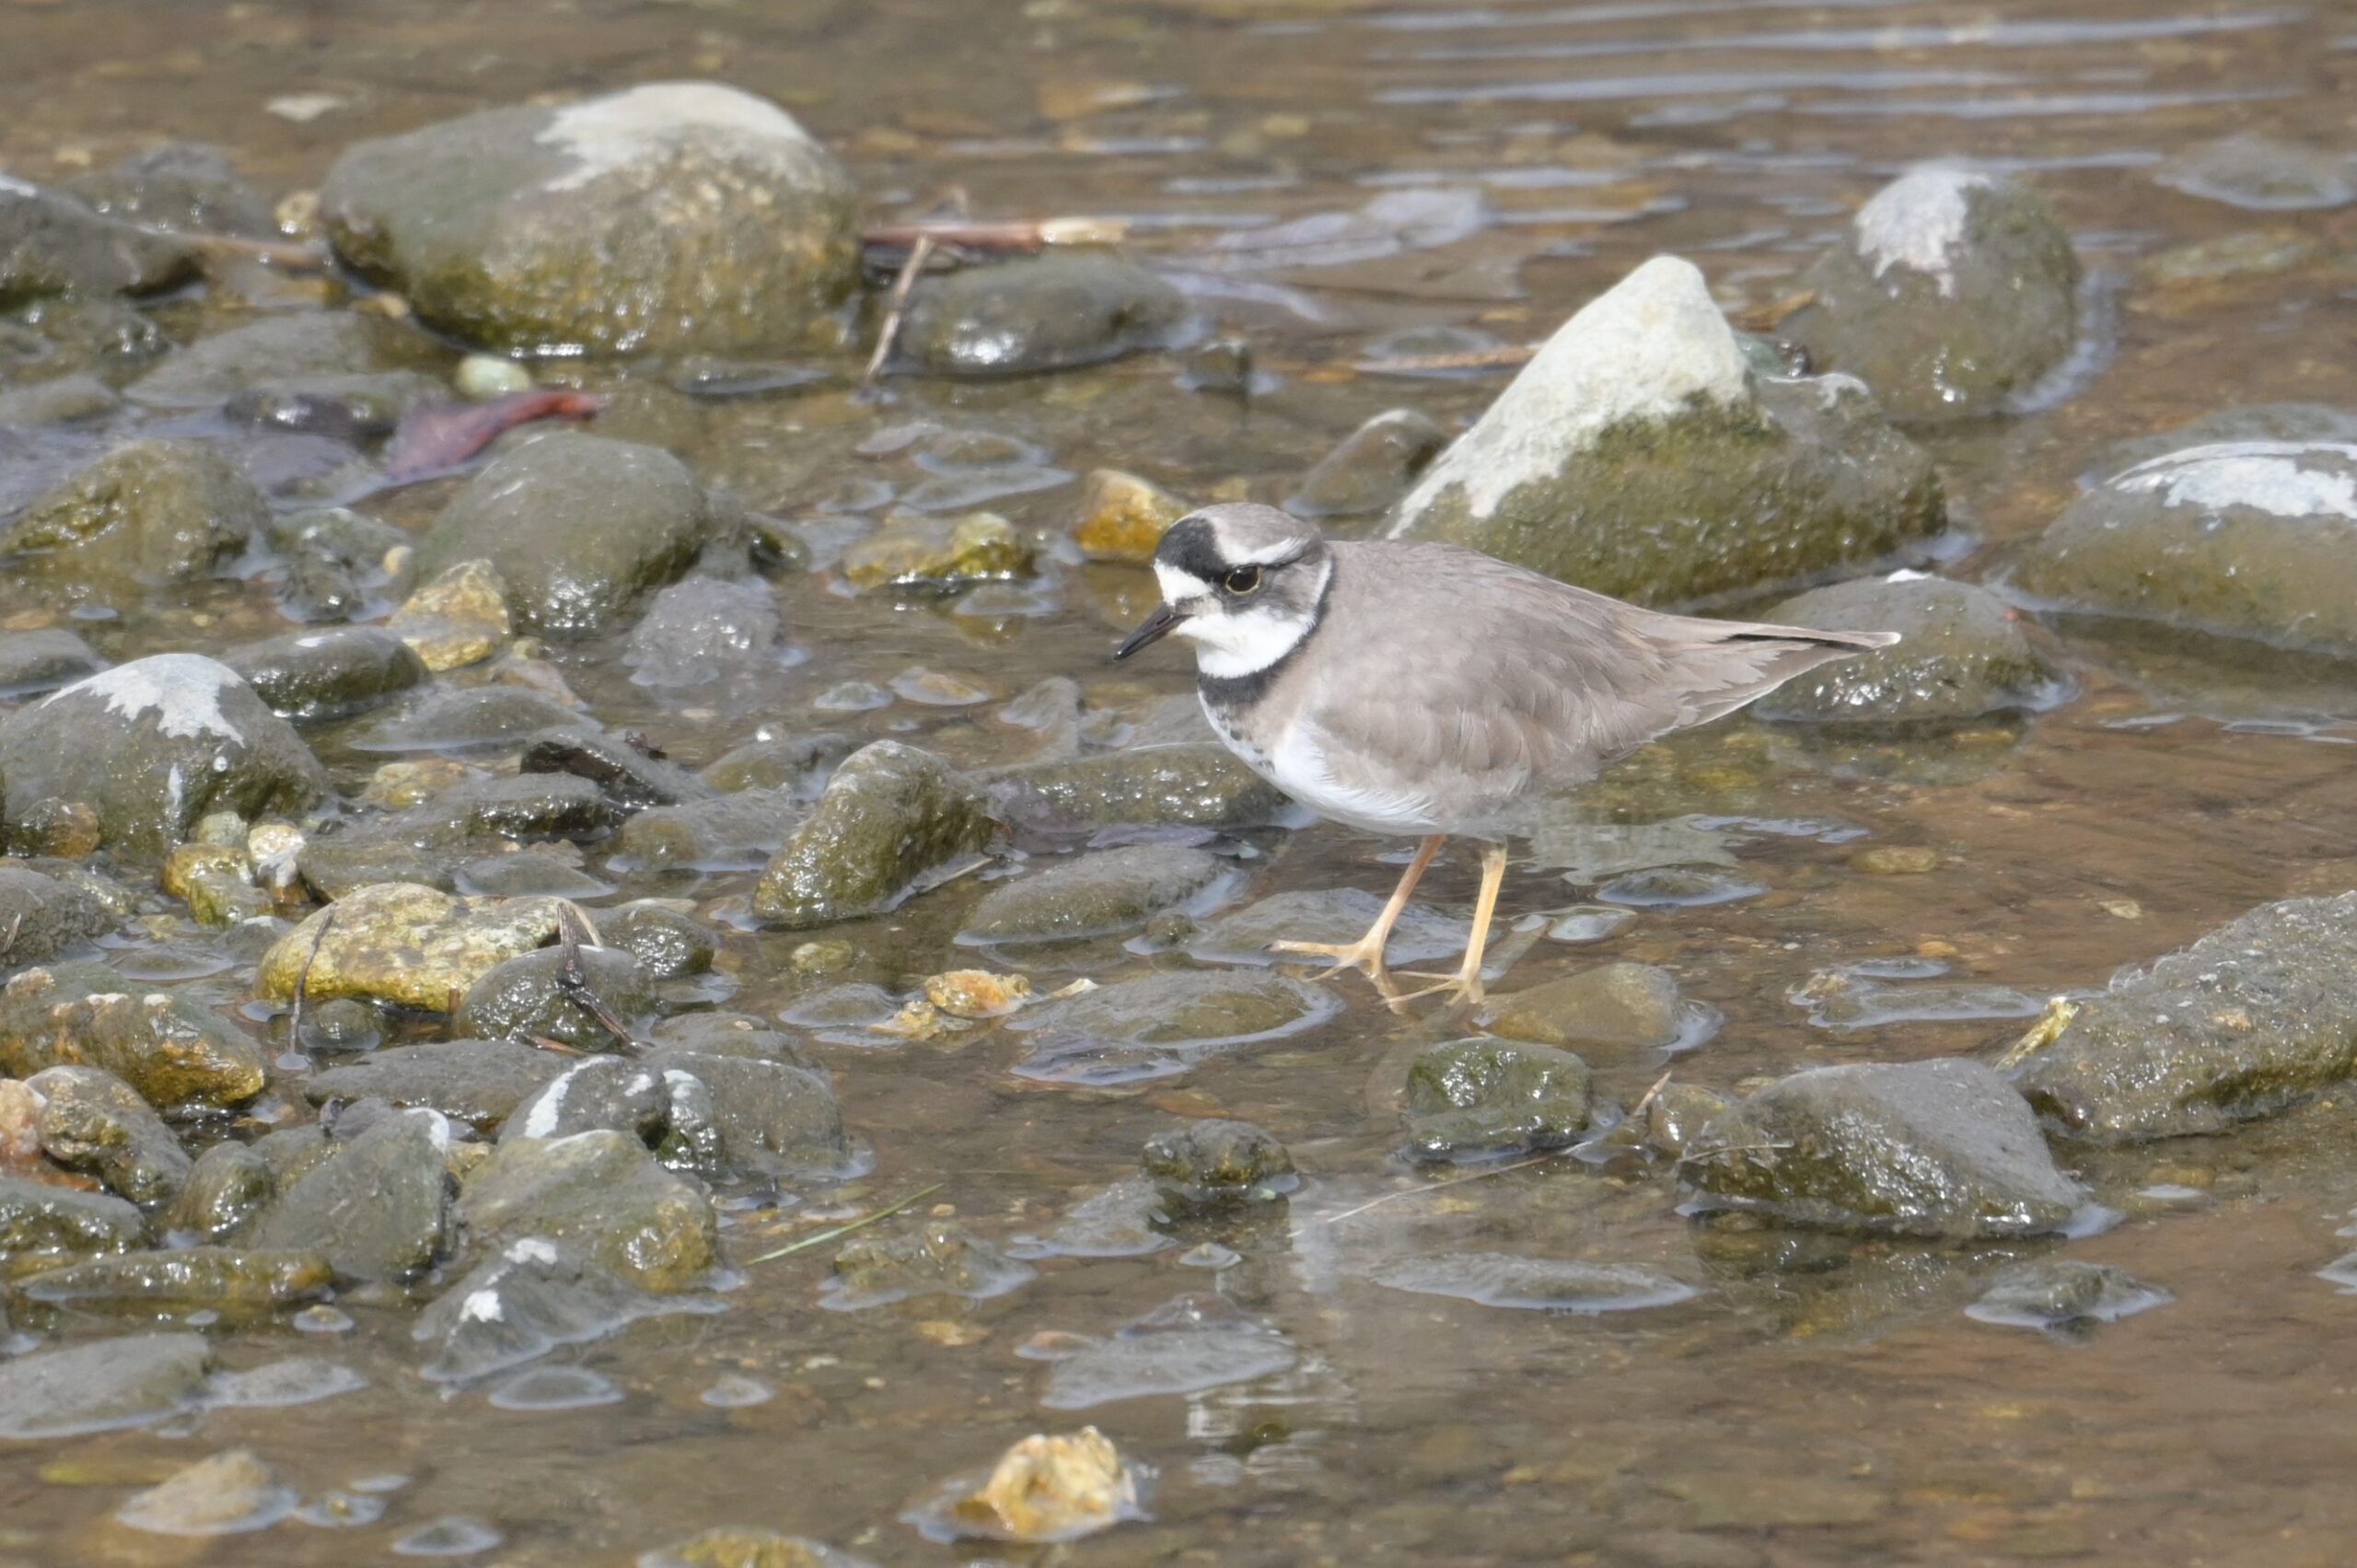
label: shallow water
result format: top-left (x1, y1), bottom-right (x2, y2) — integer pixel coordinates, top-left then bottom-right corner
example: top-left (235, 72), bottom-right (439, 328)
top-left (8, 1), bottom-right (2357, 1564)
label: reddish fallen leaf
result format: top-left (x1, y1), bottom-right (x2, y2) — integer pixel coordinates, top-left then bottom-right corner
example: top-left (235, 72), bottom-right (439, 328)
top-left (383, 389), bottom-right (607, 482)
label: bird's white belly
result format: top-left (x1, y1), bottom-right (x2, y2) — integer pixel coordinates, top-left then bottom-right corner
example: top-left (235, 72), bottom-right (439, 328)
top-left (1201, 693), bottom-right (1439, 835)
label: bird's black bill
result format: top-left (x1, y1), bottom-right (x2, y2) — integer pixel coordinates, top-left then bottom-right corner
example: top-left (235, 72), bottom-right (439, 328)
top-left (1114, 603), bottom-right (1187, 660)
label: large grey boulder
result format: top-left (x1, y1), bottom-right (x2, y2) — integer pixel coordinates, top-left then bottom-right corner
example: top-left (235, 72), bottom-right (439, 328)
top-left (2012, 440), bottom-right (2357, 656)
top-left (0, 656), bottom-right (327, 864)
top-left (1384, 256), bottom-right (1944, 607)
top-left (2010, 894), bottom-right (2357, 1140)
top-left (319, 82), bottom-right (861, 357)
top-left (1782, 168), bottom-right (2082, 424)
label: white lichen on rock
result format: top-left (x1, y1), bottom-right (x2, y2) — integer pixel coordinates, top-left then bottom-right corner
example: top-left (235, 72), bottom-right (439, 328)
top-left (43, 654), bottom-right (249, 743)
top-left (1853, 167), bottom-right (1994, 297)
top-left (2113, 440), bottom-right (2357, 520)
top-left (1388, 254), bottom-right (1749, 531)
top-left (536, 81), bottom-right (819, 193)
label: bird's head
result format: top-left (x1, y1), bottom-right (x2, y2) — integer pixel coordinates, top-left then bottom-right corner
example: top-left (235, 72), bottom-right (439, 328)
top-left (1113, 504), bottom-right (1334, 679)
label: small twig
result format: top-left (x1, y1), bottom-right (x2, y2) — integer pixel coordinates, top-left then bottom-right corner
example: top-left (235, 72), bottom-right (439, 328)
top-left (746, 1183), bottom-right (946, 1264)
top-left (1319, 1152), bottom-right (1561, 1226)
top-left (289, 909), bottom-right (336, 1046)
top-left (1354, 344), bottom-right (1539, 375)
top-left (1680, 1140), bottom-right (1794, 1162)
top-left (861, 216), bottom-right (1128, 255)
top-left (525, 1033), bottom-right (591, 1058)
top-left (861, 233), bottom-right (934, 390)
top-left (0, 912), bottom-right (23, 958)
top-left (1627, 1070), bottom-right (1674, 1125)
top-left (553, 904), bottom-right (641, 1051)
top-left (173, 228), bottom-right (332, 272)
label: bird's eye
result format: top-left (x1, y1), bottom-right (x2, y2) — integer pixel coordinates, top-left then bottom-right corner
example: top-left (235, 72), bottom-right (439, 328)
top-left (1222, 564), bottom-right (1263, 596)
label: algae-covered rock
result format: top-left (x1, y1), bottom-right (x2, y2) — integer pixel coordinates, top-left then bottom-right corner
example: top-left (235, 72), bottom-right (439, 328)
top-left (752, 741), bottom-right (1002, 929)
top-left (644, 1051), bottom-right (855, 1182)
top-left (1482, 963), bottom-right (1686, 1052)
top-left (304, 1039), bottom-right (566, 1131)
top-left (2012, 441), bottom-right (2357, 656)
top-left (1140, 1119), bottom-right (1295, 1216)
top-left (224, 626), bottom-right (429, 721)
top-left (839, 511), bottom-right (1034, 592)
top-left (1385, 256), bottom-right (1943, 605)
top-left (454, 947), bottom-right (657, 1051)
top-left (1401, 1037), bottom-right (1594, 1161)
top-left (1966, 1259), bottom-right (2171, 1330)
top-left (0, 177), bottom-right (197, 308)
top-left (321, 82), bottom-right (860, 357)
top-left (388, 558), bottom-right (513, 671)
top-left (523, 731), bottom-right (713, 812)
top-left (459, 1129), bottom-right (716, 1292)
top-left (959, 844), bottom-right (1234, 946)
top-left (1681, 1059), bottom-right (2080, 1238)
top-left (164, 1142), bottom-right (273, 1242)
top-left (1782, 168), bottom-right (2081, 424)
top-left (1755, 574), bottom-right (2066, 723)
top-left (414, 432), bottom-right (728, 638)
top-left (1070, 470), bottom-right (1189, 563)
top-left (700, 730), bottom-right (852, 796)
top-left (257, 883), bottom-right (564, 1012)
top-left (248, 1108), bottom-right (453, 1281)
top-left (822, 1221), bottom-right (1035, 1311)
top-left (981, 743), bottom-right (1294, 838)
top-left (0, 437), bottom-right (263, 594)
top-left (0, 963), bottom-right (263, 1111)
top-left (29, 1064), bottom-right (191, 1206)
top-left (0, 863), bottom-right (112, 967)
top-left (613, 786), bottom-right (806, 872)
top-left (1289, 407), bottom-right (1448, 519)
top-left (897, 252), bottom-right (1188, 377)
top-left (18, 1247), bottom-right (333, 1310)
top-left (2009, 893), bottom-right (2357, 1140)
top-left (599, 903), bottom-right (715, 979)
top-left (0, 656), bottom-right (327, 865)
top-left (0, 1173), bottom-right (145, 1260)
top-left (0, 1332), bottom-right (213, 1439)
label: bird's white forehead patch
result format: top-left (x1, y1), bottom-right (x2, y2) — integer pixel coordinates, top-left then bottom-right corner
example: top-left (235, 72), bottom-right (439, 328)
top-left (1155, 562), bottom-right (1213, 605)
top-left (1203, 513), bottom-right (1312, 566)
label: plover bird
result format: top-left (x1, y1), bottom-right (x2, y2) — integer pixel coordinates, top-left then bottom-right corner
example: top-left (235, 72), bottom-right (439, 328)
top-left (1114, 504), bottom-right (1898, 1005)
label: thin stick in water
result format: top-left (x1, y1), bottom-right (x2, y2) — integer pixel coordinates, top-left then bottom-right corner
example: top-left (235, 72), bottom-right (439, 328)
top-left (861, 234), bottom-right (935, 389)
top-left (746, 1182), bottom-right (947, 1264)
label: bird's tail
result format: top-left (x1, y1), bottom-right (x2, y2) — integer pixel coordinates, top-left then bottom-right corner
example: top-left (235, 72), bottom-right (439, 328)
top-left (1658, 618), bottom-right (1900, 728)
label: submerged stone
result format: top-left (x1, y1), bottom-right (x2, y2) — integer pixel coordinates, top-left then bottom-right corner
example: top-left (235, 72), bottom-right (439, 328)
top-left (1401, 1037), bottom-right (1594, 1162)
top-left (1966, 1259), bottom-right (2171, 1330)
top-left (752, 742), bottom-right (1002, 929)
top-left (2009, 893), bottom-right (2357, 1140)
top-left (0, 629), bottom-right (105, 698)
top-left (614, 786), bottom-right (806, 872)
top-left (416, 1236), bottom-right (715, 1383)
top-left (0, 1332), bottom-right (213, 1439)
top-left (1140, 1119), bottom-right (1296, 1216)
top-left (897, 252), bottom-right (1188, 377)
top-left (1367, 1253), bottom-right (1700, 1313)
top-left (454, 947), bottom-right (657, 1051)
top-left (0, 1173), bottom-right (145, 1261)
top-left (839, 511), bottom-right (1034, 592)
top-left (1680, 1059), bottom-right (2081, 1238)
top-left (114, 1448), bottom-right (298, 1537)
top-left (1756, 575), bottom-right (2066, 723)
top-left (960, 844), bottom-right (1234, 946)
top-left (821, 1221), bottom-right (1036, 1310)
top-left (623, 575), bottom-right (782, 689)
top-left (1181, 886), bottom-right (1468, 969)
top-left (1482, 963), bottom-right (1686, 1052)
top-left (1037, 1296), bottom-right (1295, 1410)
top-left (981, 743), bottom-right (1294, 838)
top-left (19, 1247), bottom-right (333, 1310)
top-left (0, 864), bottom-right (112, 967)
top-left (1289, 407), bottom-right (1449, 519)
top-left (1070, 470), bottom-right (1190, 563)
top-left (164, 1142), bottom-right (273, 1242)
top-left (2154, 134), bottom-right (2357, 212)
top-left (388, 558), bottom-right (513, 671)
top-left (1386, 255), bottom-right (1944, 605)
top-left (1005, 969), bottom-right (1340, 1085)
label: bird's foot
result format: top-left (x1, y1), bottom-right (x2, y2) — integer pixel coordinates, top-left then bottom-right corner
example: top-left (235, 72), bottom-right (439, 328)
top-left (1393, 967), bottom-right (1486, 1008)
top-left (1269, 935), bottom-right (1399, 992)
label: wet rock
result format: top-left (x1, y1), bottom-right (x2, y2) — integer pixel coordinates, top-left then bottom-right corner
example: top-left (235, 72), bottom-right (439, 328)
top-left (982, 743), bottom-right (1294, 838)
top-left (1401, 1038), bottom-right (1594, 1161)
top-left (2009, 893), bottom-right (2357, 1140)
top-left (388, 558), bottom-right (513, 671)
top-left (1755, 575), bottom-right (2065, 723)
top-left (322, 82), bottom-right (860, 357)
top-left (1966, 1259), bottom-right (2171, 1330)
top-left (821, 1221), bottom-right (1035, 1310)
top-left (352, 684), bottom-right (594, 754)
top-left (459, 1129), bottom-right (717, 1291)
top-left (66, 141), bottom-right (278, 238)
top-left (265, 504), bottom-right (408, 625)
top-left (0, 1174), bottom-right (145, 1260)
top-left (0, 952), bottom-right (267, 1112)
top-left (700, 730), bottom-right (852, 796)
top-left (417, 1236), bottom-right (714, 1383)
top-left (305, 1039), bottom-right (566, 1131)
top-left (164, 1141), bottom-right (273, 1241)
top-left (29, 1064), bottom-right (190, 1206)
top-left (0, 177), bottom-right (196, 307)
top-left (0, 864), bottom-right (111, 966)
top-left (0, 1331), bottom-right (212, 1438)
top-left (224, 627), bottom-right (428, 721)
top-left (1386, 256), bottom-right (1944, 605)
top-left (1180, 886), bottom-right (1467, 969)
top-left (226, 369), bottom-right (441, 442)
top-left (2154, 134), bottom-right (2357, 212)
top-left (128, 310), bottom-right (435, 411)
top-left (1681, 1059), bottom-right (2081, 1238)
top-left (1641, 1082), bottom-right (1734, 1160)
top-left (1037, 1296), bottom-right (1296, 1410)
top-left (1, 437), bottom-right (262, 595)
top-left (0, 371), bottom-right (120, 426)
top-left (2012, 440), bottom-right (2357, 656)
top-left (1070, 470), bottom-right (1189, 563)
top-left (0, 656), bottom-right (327, 865)
top-left (249, 1108), bottom-right (453, 1281)
top-left (503, 1057), bottom-right (668, 1145)
top-left (0, 1078), bottom-right (36, 1167)
top-left (1482, 963), bottom-right (1685, 1052)
top-left (522, 730), bottom-right (712, 811)
top-left (600, 903), bottom-right (716, 979)
top-left (897, 252), bottom-right (1188, 377)
top-left (2088, 405), bottom-right (2357, 482)
top-left (1289, 408), bottom-right (1449, 519)
top-left (1005, 969), bottom-right (1340, 1085)
top-left (1782, 168), bottom-right (2081, 424)
top-left (752, 741), bottom-right (1002, 929)
top-left (415, 432), bottom-right (730, 638)
top-left (926, 1426), bottom-right (1143, 1545)
top-left (1140, 1120), bottom-right (1295, 1216)
top-left (614, 786), bottom-right (806, 872)
top-left (649, 1012), bottom-right (811, 1064)
top-left (644, 1051), bottom-right (855, 1181)
top-left (19, 1247), bottom-right (333, 1311)
top-left (960, 844), bottom-right (1234, 946)
top-left (0, 629), bottom-right (104, 697)
top-left (454, 947), bottom-right (657, 1051)
top-left (161, 842), bottom-right (271, 926)
top-left (115, 1448), bottom-right (298, 1537)
top-left (1368, 1253), bottom-right (1700, 1313)
top-left (257, 883), bottom-right (565, 1012)
top-left (623, 575), bottom-right (780, 688)
top-left (839, 510), bottom-right (1034, 592)
top-left (641, 1528), bottom-right (877, 1568)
